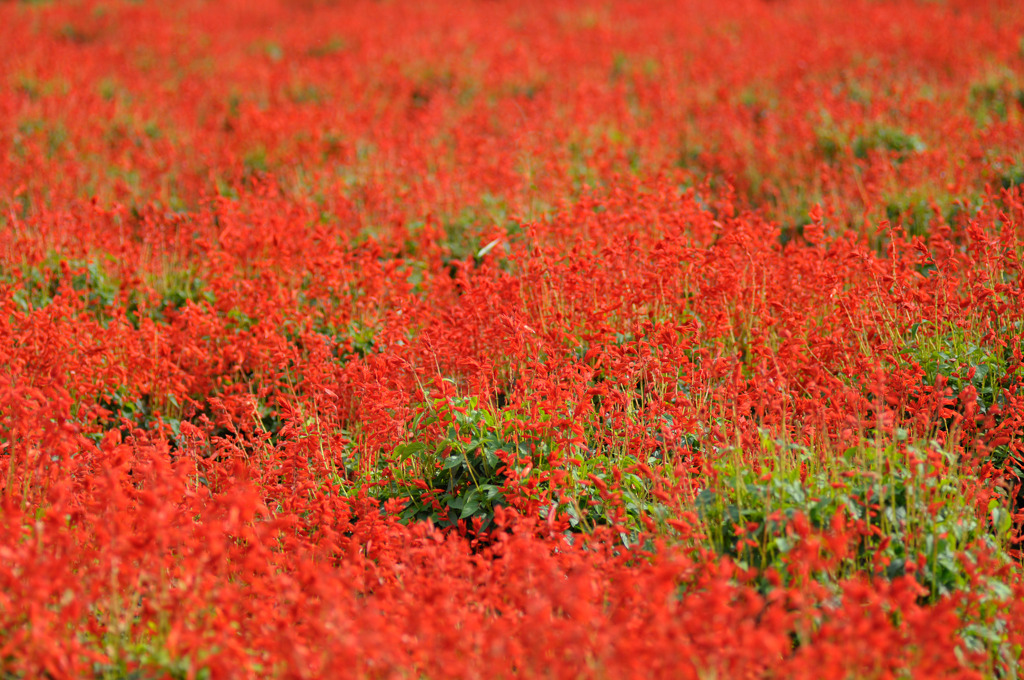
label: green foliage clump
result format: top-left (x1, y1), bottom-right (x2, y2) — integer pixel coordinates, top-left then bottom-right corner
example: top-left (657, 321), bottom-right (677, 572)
top-left (696, 438), bottom-right (1014, 603)
top-left (394, 395), bottom-right (518, 532)
top-left (2, 254), bottom-right (215, 329)
top-left (852, 126), bottom-right (925, 161)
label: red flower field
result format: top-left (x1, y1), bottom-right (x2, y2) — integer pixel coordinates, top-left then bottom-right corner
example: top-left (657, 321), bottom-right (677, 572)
top-left (2, 0), bottom-right (1024, 677)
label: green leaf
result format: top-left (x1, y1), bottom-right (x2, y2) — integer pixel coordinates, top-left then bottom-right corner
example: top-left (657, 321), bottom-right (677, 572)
top-left (482, 447), bottom-right (500, 470)
top-left (990, 501), bottom-right (1012, 536)
top-left (479, 484), bottom-right (501, 500)
top-left (395, 442), bottom-right (428, 462)
top-left (460, 492), bottom-right (481, 519)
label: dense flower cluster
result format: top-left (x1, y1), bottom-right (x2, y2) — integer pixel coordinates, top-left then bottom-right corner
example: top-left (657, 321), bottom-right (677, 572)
top-left (1, 0), bottom-right (1023, 677)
